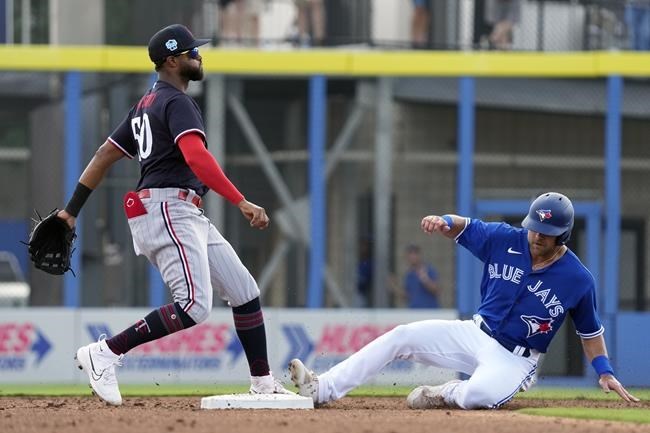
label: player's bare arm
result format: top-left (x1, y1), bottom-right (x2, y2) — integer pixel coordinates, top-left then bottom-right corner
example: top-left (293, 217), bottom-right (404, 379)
top-left (421, 214), bottom-right (465, 239)
top-left (57, 140), bottom-right (125, 228)
top-left (581, 335), bottom-right (639, 402)
top-left (77, 140), bottom-right (126, 189)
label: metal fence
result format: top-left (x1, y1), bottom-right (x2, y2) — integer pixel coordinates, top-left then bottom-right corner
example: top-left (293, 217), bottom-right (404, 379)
top-left (4, 0), bottom-right (650, 51)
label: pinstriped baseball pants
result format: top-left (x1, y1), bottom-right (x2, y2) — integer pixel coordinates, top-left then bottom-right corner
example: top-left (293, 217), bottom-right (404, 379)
top-left (126, 188), bottom-right (260, 323)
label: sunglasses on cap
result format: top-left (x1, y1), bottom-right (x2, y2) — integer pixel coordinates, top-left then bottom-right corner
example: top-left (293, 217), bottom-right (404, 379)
top-left (173, 47), bottom-right (200, 59)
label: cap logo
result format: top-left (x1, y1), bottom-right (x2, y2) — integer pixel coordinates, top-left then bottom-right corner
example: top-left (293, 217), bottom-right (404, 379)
top-left (165, 39), bottom-right (178, 51)
top-left (536, 209), bottom-right (552, 222)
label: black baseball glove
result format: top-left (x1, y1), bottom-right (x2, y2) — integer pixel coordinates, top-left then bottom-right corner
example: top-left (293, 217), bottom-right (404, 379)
top-left (26, 209), bottom-right (76, 275)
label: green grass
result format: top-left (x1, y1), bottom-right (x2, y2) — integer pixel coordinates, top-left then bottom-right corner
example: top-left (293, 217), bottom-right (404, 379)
top-left (515, 387), bottom-right (650, 401)
top-left (0, 384), bottom-right (410, 397)
top-left (520, 407), bottom-right (650, 424)
top-left (1, 384), bottom-right (648, 400)
top-left (0, 384), bottom-right (250, 397)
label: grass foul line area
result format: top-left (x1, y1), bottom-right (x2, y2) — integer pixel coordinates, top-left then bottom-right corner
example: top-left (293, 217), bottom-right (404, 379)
top-left (520, 407), bottom-right (650, 424)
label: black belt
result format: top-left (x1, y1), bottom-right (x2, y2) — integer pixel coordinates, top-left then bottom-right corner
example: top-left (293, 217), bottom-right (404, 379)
top-left (479, 321), bottom-right (532, 358)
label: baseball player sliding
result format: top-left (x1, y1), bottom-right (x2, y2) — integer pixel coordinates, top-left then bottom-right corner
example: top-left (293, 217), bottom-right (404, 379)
top-left (290, 192), bottom-right (639, 409)
top-left (56, 24), bottom-right (292, 405)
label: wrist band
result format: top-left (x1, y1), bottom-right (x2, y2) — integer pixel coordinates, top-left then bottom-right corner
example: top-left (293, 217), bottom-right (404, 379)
top-left (441, 214), bottom-right (453, 228)
top-left (591, 355), bottom-right (614, 376)
top-left (64, 182), bottom-right (93, 217)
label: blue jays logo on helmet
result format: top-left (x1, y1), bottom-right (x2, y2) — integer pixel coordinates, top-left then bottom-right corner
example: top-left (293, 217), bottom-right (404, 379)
top-left (536, 209), bottom-right (552, 222)
top-left (522, 192), bottom-right (574, 245)
top-left (521, 315), bottom-right (554, 338)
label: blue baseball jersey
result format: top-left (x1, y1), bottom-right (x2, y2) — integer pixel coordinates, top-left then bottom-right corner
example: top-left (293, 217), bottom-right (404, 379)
top-left (108, 80), bottom-right (208, 196)
top-left (456, 218), bottom-right (604, 353)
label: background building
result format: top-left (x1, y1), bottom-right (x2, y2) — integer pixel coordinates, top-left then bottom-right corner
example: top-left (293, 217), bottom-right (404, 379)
top-left (0, 0), bottom-right (648, 385)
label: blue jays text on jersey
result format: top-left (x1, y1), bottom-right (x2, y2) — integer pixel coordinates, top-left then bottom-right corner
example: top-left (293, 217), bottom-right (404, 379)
top-left (456, 219), bottom-right (604, 353)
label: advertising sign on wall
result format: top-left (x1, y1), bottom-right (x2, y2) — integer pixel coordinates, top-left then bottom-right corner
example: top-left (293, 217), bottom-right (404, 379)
top-left (0, 307), bottom-right (458, 386)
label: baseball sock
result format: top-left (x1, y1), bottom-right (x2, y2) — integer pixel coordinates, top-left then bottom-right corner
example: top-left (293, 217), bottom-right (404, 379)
top-left (105, 302), bottom-right (196, 355)
top-left (232, 297), bottom-right (270, 377)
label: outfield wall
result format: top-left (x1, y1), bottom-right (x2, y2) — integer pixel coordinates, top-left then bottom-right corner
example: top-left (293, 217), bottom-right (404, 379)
top-left (0, 307), bottom-right (457, 386)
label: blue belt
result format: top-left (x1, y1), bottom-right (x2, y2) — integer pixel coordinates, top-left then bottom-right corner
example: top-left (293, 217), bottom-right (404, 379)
top-left (479, 321), bottom-right (532, 358)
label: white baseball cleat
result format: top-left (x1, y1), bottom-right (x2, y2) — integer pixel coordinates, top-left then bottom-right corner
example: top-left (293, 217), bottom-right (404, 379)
top-left (249, 373), bottom-right (295, 395)
top-left (288, 358), bottom-right (319, 403)
top-left (406, 379), bottom-right (462, 409)
top-left (74, 335), bottom-right (124, 406)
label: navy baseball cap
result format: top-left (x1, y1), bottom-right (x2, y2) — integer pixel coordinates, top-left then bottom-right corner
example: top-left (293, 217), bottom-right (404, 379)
top-left (148, 24), bottom-right (210, 64)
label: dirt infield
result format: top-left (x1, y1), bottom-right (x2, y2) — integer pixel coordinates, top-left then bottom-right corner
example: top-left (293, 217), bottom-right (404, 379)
top-left (1, 396), bottom-right (648, 433)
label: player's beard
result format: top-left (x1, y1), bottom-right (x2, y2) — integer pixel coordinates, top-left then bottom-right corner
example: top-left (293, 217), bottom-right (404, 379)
top-left (180, 61), bottom-right (204, 82)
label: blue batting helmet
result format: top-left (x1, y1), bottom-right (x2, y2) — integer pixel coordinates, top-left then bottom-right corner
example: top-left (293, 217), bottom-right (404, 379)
top-left (521, 192), bottom-right (574, 245)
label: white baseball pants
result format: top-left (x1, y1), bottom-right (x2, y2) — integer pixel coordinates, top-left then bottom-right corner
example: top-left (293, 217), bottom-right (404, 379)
top-left (317, 319), bottom-right (539, 409)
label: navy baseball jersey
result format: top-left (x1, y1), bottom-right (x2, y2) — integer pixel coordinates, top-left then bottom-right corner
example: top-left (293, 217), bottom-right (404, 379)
top-left (456, 218), bottom-right (604, 353)
top-left (108, 80), bottom-right (208, 196)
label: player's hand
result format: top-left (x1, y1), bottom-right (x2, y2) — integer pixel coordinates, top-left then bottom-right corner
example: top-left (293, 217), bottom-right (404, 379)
top-left (598, 374), bottom-right (640, 403)
top-left (238, 200), bottom-right (269, 230)
top-left (56, 209), bottom-right (76, 230)
top-left (421, 215), bottom-right (451, 235)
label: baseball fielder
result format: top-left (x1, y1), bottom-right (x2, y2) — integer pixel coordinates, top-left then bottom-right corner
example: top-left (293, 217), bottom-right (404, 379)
top-left (57, 24), bottom-right (291, 405)
top-left (290, 192), bottom-right (639, 409)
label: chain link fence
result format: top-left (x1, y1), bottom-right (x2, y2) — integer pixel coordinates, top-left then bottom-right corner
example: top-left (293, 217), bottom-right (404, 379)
top-left (4, 0), bottom-right (650, 50)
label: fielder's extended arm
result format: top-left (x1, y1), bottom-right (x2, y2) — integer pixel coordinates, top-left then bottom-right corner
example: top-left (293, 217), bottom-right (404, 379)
top-left (58, 140), bottom-right (125, 227)
top-left (177, 132), bottom-right (269, 229)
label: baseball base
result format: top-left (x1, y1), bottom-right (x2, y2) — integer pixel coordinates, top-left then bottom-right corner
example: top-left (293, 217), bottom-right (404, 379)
top-left (200, 393), bottom-right (314, 410)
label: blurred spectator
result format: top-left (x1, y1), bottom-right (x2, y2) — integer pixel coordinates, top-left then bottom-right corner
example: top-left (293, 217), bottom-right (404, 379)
top-left (293, 0), bottom-right (325, 46)
top-left (218, 0), bottom-right (264, 45)
top-left (410, 0), bottom-right (431, 49)
top-left (625, 0), bottom-right (650, 50)
top-left (356, 237), bottom-right (373, 308)
top-left (482, 0), bottom-right (521, 50)
top-left (401, 244), bottom-right (441, 309)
